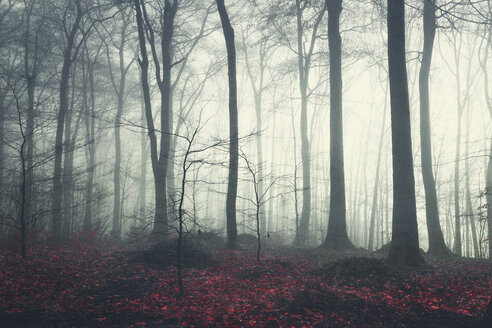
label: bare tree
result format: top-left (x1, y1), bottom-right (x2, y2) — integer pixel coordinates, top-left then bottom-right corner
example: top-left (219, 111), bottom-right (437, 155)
top-left (217, 0), bottom-right (239, 249)
top-left (419, 0), bottom-right (452, 258)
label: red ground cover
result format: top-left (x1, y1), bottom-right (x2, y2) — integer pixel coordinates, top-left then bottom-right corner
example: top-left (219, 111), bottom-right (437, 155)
top-left (0, 241), bottom-right (491, 327)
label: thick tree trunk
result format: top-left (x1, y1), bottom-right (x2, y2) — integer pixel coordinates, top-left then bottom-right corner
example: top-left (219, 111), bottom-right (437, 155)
top-left (386, 0), bottom-right (425, 267)
top-left (323, 0), bottom-right (352, 250)
top-left (0, 93), bottom-right (5, 202)
top-left (217, 0), bottom-right (238, 249)
top-left (419, 0), bottom-right (451, 258)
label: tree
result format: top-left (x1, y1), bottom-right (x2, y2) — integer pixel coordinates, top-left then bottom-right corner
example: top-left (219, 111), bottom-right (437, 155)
top-left (240, 150), bottom-right (279, 261)
top-left (322, 0), bottom-right (352, 250)
top-left (419, 0), bottom-right (452, 258)
top-left (386, 0), bottom-right (426, 267)
top-left (101, 7), bottom-right (135, 239)
top-left (368, 82), bottom-right (388, 252)
top-left (134, 0), bottom-right (178, 238)
top-left (479, 10), bottom-right (492, 259)
top-left (51, 0), bottom-right (84, 242)
top-left (241, 25), bottom-right (275, 238)
top-left (294, 0), bottom-right (326, 246)
top-left (216, 0), bottom-right (239, 249)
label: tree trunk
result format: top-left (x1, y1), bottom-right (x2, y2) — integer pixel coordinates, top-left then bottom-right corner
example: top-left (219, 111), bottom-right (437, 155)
top-left (255, 95), bottom-right (266, 236)
top-left (464, 109), bottom-right (479, 257)
top-left (217, 0), bottom-right (238, 249)
top-left (294, 0), bottom-right (324, 246)
top-left (323, 0), bottom-right (352, 250)
top-left (419, 0), bottom-right (451, 258)
top-left (487, 139), bottom-right (492, 259)
top-left (454, 101), bottom-right (462, 257)
top-left (83, 56), bottom-right (96, 230)
top-left (112, 23), bottom-right (128, 239)
top-left (386, 0), bottom-right (425, 267)
top-left (368, 86), bottom-right (388, 251)
top-left (51, 0), bottom-right (82, 242)
top-left (62, 69), bottom-right (76, 240)
top-left (135, 0), bottom-right (178, 238)
top-left (0, 93), bottom-right (5, 204)
top-left (138, 95), bottom-right (147, 221)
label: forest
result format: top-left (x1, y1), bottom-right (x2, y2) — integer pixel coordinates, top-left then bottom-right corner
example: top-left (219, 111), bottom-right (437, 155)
top-left (1, 0), bottom-right (492, 327)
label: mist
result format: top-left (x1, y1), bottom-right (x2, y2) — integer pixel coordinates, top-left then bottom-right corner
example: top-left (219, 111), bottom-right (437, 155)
top-left (1, 0), bottom-right (492, 327)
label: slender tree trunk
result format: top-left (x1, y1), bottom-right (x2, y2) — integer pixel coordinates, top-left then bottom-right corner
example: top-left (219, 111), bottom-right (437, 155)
top-left (487, 139), bottom-right (492, 259)
top-left (217, 0), bottom-right (238, 249)
top-left (135, 0), bottom-right (178, 238)
top-left (386, 0), bottom-right (425, 267)
top-left (324, 0), bottom-right (352, 250)
top-left (83, 57), bottom-right (96, 230)
top-left (51, 0), bottom-right (82, 242)
top-left (368, 86), bottom-right (388, 251)
top-left (295, 1), bottom-right (325, 245)
top-left (255, 95), bottom-right (266, 236)
top-left (20, 136), bottom-right (27, 259)
top-left (454, 102), bottom-right (463, 257)
top-left (61, 64), bottom-right (77, 240)
top-left (112, 24), bottom-right (128, 239)
top-left (23, 3), bottom-right (37, 235)
top-left (419, 0), bottom-right (451, 257)
top-left (268, 109), bottom-right (277, 232)
top-left (464, 110), bottom-right (479, 257)
top-left (138, 95), bottom-right (147, 221)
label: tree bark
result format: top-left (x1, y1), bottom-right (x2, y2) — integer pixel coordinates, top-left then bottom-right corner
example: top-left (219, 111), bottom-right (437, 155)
top-left (323, 0), bottom-right (352, 250)
top-left (216, 0), bottom-right (239, 249)
top-left (419, 0), bottom-right (451, 258)
top-left (386, 0), bottom-right (425, 267)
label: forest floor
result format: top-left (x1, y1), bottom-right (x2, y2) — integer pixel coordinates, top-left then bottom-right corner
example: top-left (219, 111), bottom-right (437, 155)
top-left (1, 233), bottom-right (492, 328)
